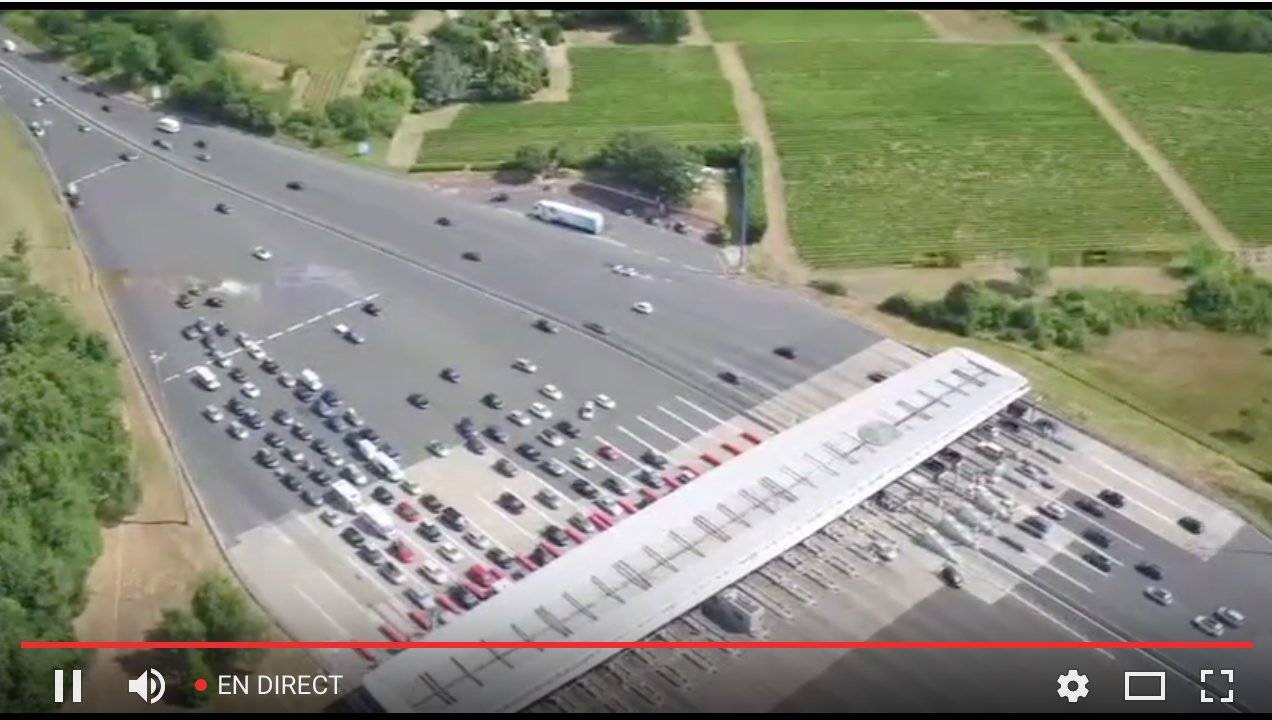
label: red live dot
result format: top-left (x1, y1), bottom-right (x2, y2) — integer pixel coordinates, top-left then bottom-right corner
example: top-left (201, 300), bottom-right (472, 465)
top-left (195, 679), bottom-right (207, 692)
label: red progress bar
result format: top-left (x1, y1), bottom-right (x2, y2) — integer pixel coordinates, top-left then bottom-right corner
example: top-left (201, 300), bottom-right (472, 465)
top-left (23, 641), bottom-right (1253, 650)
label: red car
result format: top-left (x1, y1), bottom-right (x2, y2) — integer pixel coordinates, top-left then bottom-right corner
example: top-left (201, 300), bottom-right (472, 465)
top-left (598, 445), bottom-right (620, 461)
top-left (409, 609), bottom-right (433, 632)
top-left (464, 580), bottom-right (492, 601)
top-left (518, 554), bottom-right (539, 572)
top-left (468, 564), bottom-right (503, 589)
top-left (396, 501), bottom-right (420, 522)
top-left (379, 623), bottom-right (406, 642)
top-left (391, 541), bottom-right (415, 563)
top-left (436, 593), bottom-right (461, 614)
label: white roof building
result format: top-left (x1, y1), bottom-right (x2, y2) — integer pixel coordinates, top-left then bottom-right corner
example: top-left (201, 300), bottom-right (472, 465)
top-left (361, 348), bottom-right (1029, 713)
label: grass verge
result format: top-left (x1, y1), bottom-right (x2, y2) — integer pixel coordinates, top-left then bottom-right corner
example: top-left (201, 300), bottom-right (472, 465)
top-left (701, 10), bottom-right (934, 43)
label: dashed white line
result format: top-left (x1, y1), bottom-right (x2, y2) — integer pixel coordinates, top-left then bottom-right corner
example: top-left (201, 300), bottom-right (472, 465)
top-left (286, 322), bottom-right (306, 333)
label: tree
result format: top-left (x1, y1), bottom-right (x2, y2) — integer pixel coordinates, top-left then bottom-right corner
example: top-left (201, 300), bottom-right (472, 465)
top-left (593, 131), bottom-right (701, 205)
top-left (414, 46), bottom-right (473, 106)
top-left (117, 32), bottom-right (161, 85)
top-left (482, 38), bottom-right (547, 102)
top-left (629, 10), bottom-right (690, 43)
top-left (362, 69), bottom-right (415, 108)
top-left (389, 23), bottom-right (412, 50)
top-left (512, 145), bottom-right (552, 176)
top-left (383, 9), bottom-right (418, 23)
top-left (190, 574), bottom-right (267, 673)
top-left (158, 608), bottom-right (212, 707)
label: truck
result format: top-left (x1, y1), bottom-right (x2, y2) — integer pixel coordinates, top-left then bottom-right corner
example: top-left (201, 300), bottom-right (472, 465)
top-left (360, 506), bottom-right (398, 540)
top-left (532, 200), bottom-right (604, 235)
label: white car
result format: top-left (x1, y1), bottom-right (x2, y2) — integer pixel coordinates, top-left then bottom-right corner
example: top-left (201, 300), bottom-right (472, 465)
top-left (614, 265), bottom-right (638, 278)
top-left (595, 394), bottom-right (616, 410)
top-left (539, 429), bottom-right (564, 448)
top-left (427, 441), bottom-right (450, 457)
top-left (529, 402), bottom-right (553, 420)
top-left (573, 452), bottom-right (596, 471)
top-left (1193, 614), bottom-right (1225, 637)
top-left (1145, 586), bottom-right (1174, 606)
top-left (240, 382), bottom-right (261, 399)
top-left (1216, 606), bottom-right (1246, 628)
top-left (252, 246), bottom-right (273, 261)
top-left (244, 342), bottom-right (265, 360)
top-left (508, 410), bottom-right (531, 427)
top-left (437, 542), bottom-right (462, 563)
top-left (579, 402), bottom-right (596, 421)
top-left (632, 301), bottom-right (653, 315)
top-left (235, 331), bottom-right (253, 347)
top-left (320, 510), bottom-right (342, 527)
top-left (543, 459), bottom-right (568, 477)
top-left (513, 358), bottom-right (537, 373)
top-left (419, 559), bottom-right (450, 585)
top-left (227, 421), bottom-right (248, 440)
top-left (537, 489), bottom-right (563, 510)
top-left (597, 497), bottom-right (622, 516)
top-left (334, 323), bottom-right (350, 336)
top-left (463, 531), bottom-right (491, 551)
top-left (203, 405), bottom-right (224, 422)
top-left (400, 480), bottom-right (421, 496)
top-left (212, 351), bottom-right (233, 368)
top-left (540, 384), bottom-right (563, 401)
top-left (1038, 501), bottom-right (1067, 521)
top-left (342, 468), bottom-right (368, 486)
top-left (31, 97), bottom-right (44, 108)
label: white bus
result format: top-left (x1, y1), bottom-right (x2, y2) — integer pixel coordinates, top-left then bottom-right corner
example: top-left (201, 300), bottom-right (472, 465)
top-left (155, 116), bottom-right (182, 134)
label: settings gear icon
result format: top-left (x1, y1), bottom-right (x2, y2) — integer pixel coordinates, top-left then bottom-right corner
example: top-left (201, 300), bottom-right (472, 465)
top-left (1056, 669), bottom-right (1090, 703)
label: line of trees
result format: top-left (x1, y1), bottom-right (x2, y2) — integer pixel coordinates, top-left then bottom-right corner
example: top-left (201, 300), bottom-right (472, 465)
top-left (558, 10), bottom-right (690, 44)
top-left (156, 574), bottom-right (269, 708)
top-left (0, 234), bottom-right (138, 714)
top-left (1014, 9), bottom-right (1272, 53)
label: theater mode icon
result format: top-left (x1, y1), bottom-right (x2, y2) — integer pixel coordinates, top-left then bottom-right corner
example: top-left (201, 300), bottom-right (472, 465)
top-left (128, 668), bottom-right (166, 704)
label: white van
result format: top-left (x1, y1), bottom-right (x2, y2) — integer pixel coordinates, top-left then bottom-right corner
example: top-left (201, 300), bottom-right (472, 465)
top-left (354, 438), bottom-right (378, 461)
top-left (2, 39), bottom-right (18, 53)
top-left (298, 368), bottom-right (323, 391)
top-left (371, 452), bottom-right (404, 482)
top-left (331, 480), bottom-right (362, 511)
top-left (192, 366), bottom-right (220, 390)
top-left (155, 116), bottom-right (181, 134)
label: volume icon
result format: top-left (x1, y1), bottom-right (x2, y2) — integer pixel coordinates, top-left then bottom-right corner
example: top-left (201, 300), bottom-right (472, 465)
top-left (127, 668), bottom-right (166, 704)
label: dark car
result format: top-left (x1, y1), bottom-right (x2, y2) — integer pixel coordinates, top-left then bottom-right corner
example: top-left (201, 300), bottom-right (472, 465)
top-left (488, 548), bottom-right (516, 570)
top-left (286, 180), bottom-right (305, 191)
top-left (774, 345), bottom-right (797, 360)
top-left (1097, 489), bottom-right (1126, 509)
top-left (255, 449), bottom-right (280, 469)
top-left (421, 494), bottom-right (445, 514)
top-left (215, 321), bottom-right (231, 337)
top-left (363, 301), bottom-right (382, 316)
top-left (68, 194), bottom-right (84, 208)
top-left (371, 486), bottom-right (394, 505)
top-left (154, 138), bottom-right (173, 150)
top-left (466, 437), bottom-right (488, 456)
top-left (451, 585), bottom-right (479, 610)
top-left (518, 443), bottom-right (543, 462)
top-left (1075, 497), bottom-right (1106, 518)
top-left (416, 521), bottom-right (442, 542)
top-left (499, 492), bottom-right (526, 515)
top-left (1136, 561), bottom-right (1164, 580)
top-left (261, 358), bottom-right (280, 374)
top-left (571, 479), bottom-right (600, 500)
top-left (490, 192), bottom-right (510, 203)
top-left (544, 525), bottom-right (571, 547)
top-left (279, 474), bottom-right (303, 492)
top-left (408, 393), bottom-right (430, 409)
top-left (867, 371), bottom-right (889, 383)
top-left (358, 546), bottom-right (385, 567)
top-left (341, 527), bottom-right (366, 548)
top-left (485, 425), bottom-right (509, 444)
top-left (437, 216), bottom-right (453, 227)
top-left (483, 393), bottom-right (504, 410)
top-left (214, 201), bottom-right (231, 214)
top-left (243, 412), bottom-right (265, 430)
top-left (320, 389), bottom-right (341, 407)
top-left (310, 469), bottom-right (332, 486)
top-left (1178, 516), bottom-right (1205, 535)
top-left (461, 251), bottom-right (481, 262)
top-left (264, 431), bottom-right (285, 448)
top-left (583, 322), bottom-right (609, 336)
top-left (176, 294), bottom-right (194, 309)
top-left (534, 318), bottom-right (559, 334)
top-left (441, 367), bottom-right (461, 383)
top-left (1082, 528), bottom-right (1112, 549)
top-left (556, 421), bottom-right (582, 439)
top-left (940, 564), bottom-right (964, 589)
top-left (194, 139), bottom-right (208, 149)
top-left (229, 367), bottom-right (248, 383)
top-left (272, 408), bottom-right (295, 426)
top-left (1084, 552), bottom-right (1113, 573)
top-left (441, 507), bottom-right (467, 531)
top-left (718, 370), bottom-right (741, 385)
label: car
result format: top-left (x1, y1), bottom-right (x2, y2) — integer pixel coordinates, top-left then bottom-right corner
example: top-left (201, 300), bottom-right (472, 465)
top-left (463, 531), bottom-right (491, 550)
top-left (227, 366), bottom-right (247, 383)
top-left (359, 546), bottom-right (386, 567)
top-left (578, 402), bottom-right (596, 421)
top-left (346, 330), bottom-right (366, 345)
top-left (598, 445), bottom-right (620, 462)
top-left (421, 494), bottom-right (446, 514)
top-left (194, 140), bottom-right (208, 149)
top-left (538, 428), bottom-right (564, 448)
top-left (595, 394), bottom-right (616, 410)
top-left (241, 410), bottom-right (265, 429)
top-left (537, 489), bottom-right (564, 510)
top-left (1193, 614), bottom-right (1225, 637)
top-left (1075, 497), bottom-right (1106, 518)
top-left (441, 367), bottom-right (461, 383)
top-left (391, 541), bottom-right (416, 563)
top-left (1082, 528), bottom-right (1112, 549)
top-left (341, 527), bottom-right (367, 548)
top-left (487, 548), bottom-right (516, 571)
top-left (719, 370), bottom-right (742, 385)
top-left (252, 246), bottom-right (273, 261)
top-left (324, 452), bottom-right (347, 469)
top-left (597, 497), bottom-right (623, 516)
top-left (1145, 586), bottom-right (1174, 606)
top-left (227, 421), bottom-right (249, 440)
top-left (120, 151), bottom-right (139, 162)
top-left (1083, 552), bottom-right (1113, 572)
top-left (632, 301), bottom-right (654, 315)
top-left (380, 562), bottom-right (407, 585)
top-left (309, 469), bottom-right (332, 486)
top-left (571, 479), bottom-right (601, 500)
top-left (286, 179), bottom-right (305, 191)
top-left (203, 405), bottom-right (224, 422)
top-left (483, 393), bottom-right (505, 410)
top-left (465, 437), bottom-right (488, 455)
top-left (542, 459), bottom-right (567, 477)
top-left (435, 215), bottom-right (453, 227)
top-left (1020, 516), bottom-right (1050, 538)
top-left (506, 410), bottom-right (530, 427)
top-left (539, 384), bottom-right (563, 401)
top-left (281, 446), bottom-right (305, 463)
top-left (534, 318), bottom-right (558, 334)
top-left (371, 486), bottom-right (394, 505)
top-left (583, 321), bottom-right (609, 336)
top-left (263, 431), bottom-right (285, 448)
top-left (406, 587), bottom-right (436, 610)
top-left (452, 585), bottom-right (480, 610)
top-left (518, 443), bottom-right (542, 462)
top-left (408, 393), bottom-right (431, 409)
top-left (204, 294), bottom-right (226, 308)
top-left (240, 382), bottom-right (261, 399)
top-left (437, 542), bottom-right (462, 562)
top-left (774, 345), bottom-right (797, 360)
top-left (418, 559), bottom-right (450, 585)
top-left (544, 525), bottom-right (571, 547)
top-left (292, 423), bottom-right (313, 441)
top-left (312, 438), bottom-right (332, 456)
top-left (1178, 516), bottom-right (1205, 535)
top-left (604, 476), bottom-right (635, 496)
top-left (573, 452), bottom-right (597, 471)
top-left (339, 466), bottom-right (367, 486)
top-left (557, 421), bottom-right (582, 439)
top-left (273, 411), bottom-right (295, 429)
top-left (940, 564), bottom-right (964, 589)
top-left (195, 152), bottom-right (211, 162)
top-left (866, 371), bottom-right (890, 384)
top-left (177, 294), bottom-right (195, 310)
top-left (243, 341), bottom-right (265, 360)
top-left (1216, 606), bottom-right (1245, 628)
top-left (461, 251), bottom-right (481, 262)
top-left (427, 441), bottom-right (449, 458)
top-left (279, 474), bottom-right (303, 492)
top-left (320, 389), bottom-right (341, 407)
top-left (255, 449), bottom-right (280, 469)
top-left (154, 138), bottom-right (174, 151)
top-left (495, 458), bottom-right (518, 478)
top-left (417, 520), bottom-right (442, 542)
top-left (485, 425), bottom-right (509, 444)
top-left (278, 372), bottom-right (297, 389)
top-left (1097, 489), bottom-right (1126, 509)
top-left (529, 402), bottom-right (553, 420)
top-left (342, 408), bottom-right (363, 428)
top-left (300, 489), bottom-right (324, 506)
top-left (499, 492), bottom-right (526, 514)
top-left (513, 358), bottom-right (537, 373)
top-left (1136, 561), bottom-right (1164, 580)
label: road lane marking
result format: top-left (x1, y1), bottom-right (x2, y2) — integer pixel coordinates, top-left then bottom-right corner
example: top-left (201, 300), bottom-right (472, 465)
top-left (480, 497), bottom-right (539, 542)
top-left (69, 159), bottom-right (129, 186)
top-left (637, 415), bottom-right (692, 447)
top-left (658, 405), bottom-right (719, 441)
top-left (294, 586), bottom-right (357, 641)
top-left (1090, 455), bottom-right (1191, 513)
top-left (594, 434), bottom-right (644, 469)
top-left (618, 425), bottom-right (669, 455)
top-left (674, 395), bottom-right (740, 432)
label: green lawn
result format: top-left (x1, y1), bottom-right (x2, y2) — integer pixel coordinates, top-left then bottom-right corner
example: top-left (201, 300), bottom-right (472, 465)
top-left (208, 9), bottom-right (374, 106)
top-left (1071, 45), bottom-right (1272, 246)
top-left (743, 42), bottom-right (1198, 268)
top-left (701, 10), bottom-right (934, 43)
top-left (419, 46), bottom-right (738, 166)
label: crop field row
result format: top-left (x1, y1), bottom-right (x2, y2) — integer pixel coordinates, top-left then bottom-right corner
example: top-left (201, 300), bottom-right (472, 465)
top-left (1071, 45), bottom-right (1272, 246)
top-left (701, 9), bottom-right (934, 44)
top-left (209, 9), bottom-right (373, 106)
top-left (419, 47), bottom-right (738, 166)
top-left (743, 42), bottom-right (1200, 268)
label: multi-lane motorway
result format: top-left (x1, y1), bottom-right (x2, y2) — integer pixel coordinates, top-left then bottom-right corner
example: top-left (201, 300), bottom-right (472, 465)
top-left (3, 43), bottom-right (1269, 714)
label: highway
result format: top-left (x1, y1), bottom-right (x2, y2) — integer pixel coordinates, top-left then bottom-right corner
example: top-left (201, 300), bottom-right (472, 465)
top-left (1, 42), bottom-right (1266, 715)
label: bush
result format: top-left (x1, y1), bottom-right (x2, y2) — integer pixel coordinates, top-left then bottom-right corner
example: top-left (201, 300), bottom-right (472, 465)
top-left (592, 130), bottom-right (701, 205)
top-left (1012, 9), bottom-right (1272, 53)
top-left (809, 279), bottom-right (847, 296)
